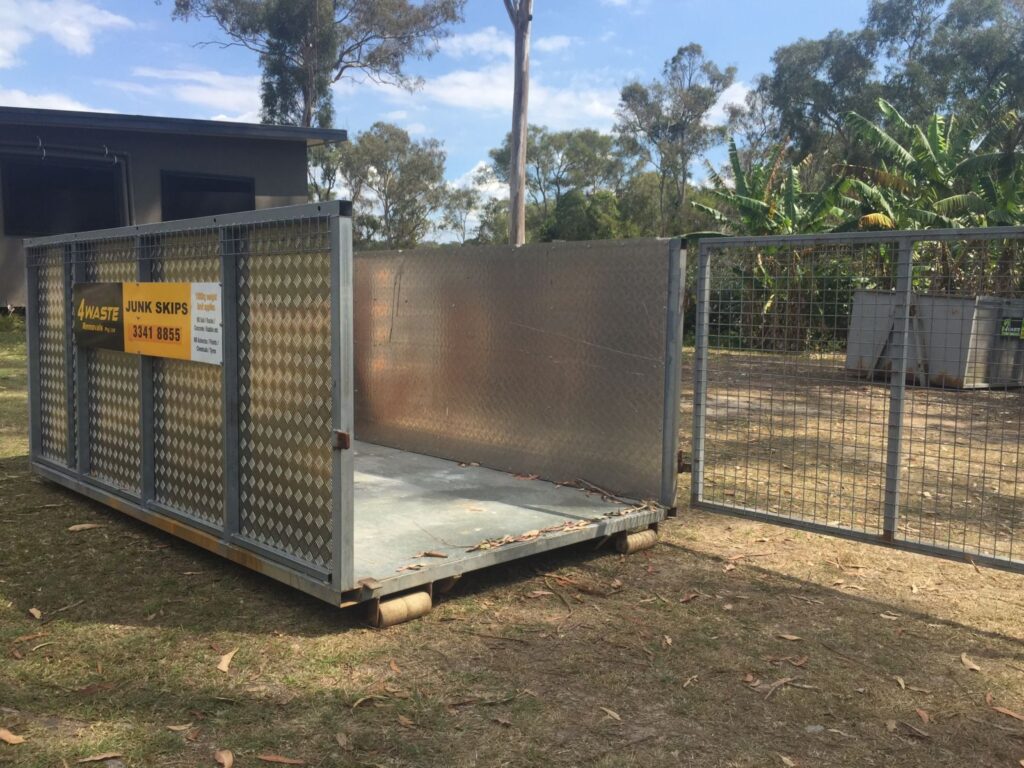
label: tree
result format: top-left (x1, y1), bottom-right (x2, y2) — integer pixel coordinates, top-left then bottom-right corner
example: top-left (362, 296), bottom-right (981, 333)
top-left (545, 190), bottom-right (622, 241)
top-left (759, 0), bottom-right (1024, 157)
top-left (503, 0), bottom-right (533, 245)
top-left (171, 0), bottom-right (466, 127)
top-left (841, 94), bottom-right (1024, 230)
top-left (615, 43), bottom-right (735, 236)
top-left (440, 187), bottom-right (482, 243)
top-left (472, 198), bottom-right (510, 244)
top-left (693, 139), bottom-right (845, 236)
top-left (338, 122), bottom-right (447, 248)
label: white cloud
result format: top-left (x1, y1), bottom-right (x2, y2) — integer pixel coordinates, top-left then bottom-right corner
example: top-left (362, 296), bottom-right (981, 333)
top-left (534, 35), bottom-right (572, 54)
top-left (132, 67), bottom-right (261, 121)
top-left (454, 160), bottom-right (507, 200)
top-left (384, 109), bottom-right (409, 121)
top-left (405, 121), bottom-right (428, 136)
top-left (417, 60), bottom-right (618, 131)
top-left (441, 26), bottom-right (513, 60)
top-left (0, 85), bottom-right (98, 111)
top-left (705, 81), bottom-right (751, 126)
top-left (0, 0), bottom-right (132, 68)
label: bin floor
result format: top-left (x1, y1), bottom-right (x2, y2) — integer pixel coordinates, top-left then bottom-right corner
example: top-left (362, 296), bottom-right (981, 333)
top-left (353, 441), bottom-right (636, 582)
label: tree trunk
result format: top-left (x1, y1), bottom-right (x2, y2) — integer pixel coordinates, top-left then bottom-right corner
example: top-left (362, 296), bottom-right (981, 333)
top-left (506, 0), bottom-right (532, 246)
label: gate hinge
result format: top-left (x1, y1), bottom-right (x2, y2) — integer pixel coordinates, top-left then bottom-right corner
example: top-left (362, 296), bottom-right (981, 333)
top-left (332, 430), bottom-right (352, 450)
top-left (678, 450), bottom-right (691, 474)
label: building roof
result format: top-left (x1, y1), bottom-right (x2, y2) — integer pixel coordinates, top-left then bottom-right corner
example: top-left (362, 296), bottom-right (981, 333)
top-left (0, 107), bottom-right (346, 146)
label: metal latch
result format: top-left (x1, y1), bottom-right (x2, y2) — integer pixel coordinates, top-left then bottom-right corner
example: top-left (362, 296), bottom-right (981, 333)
top-left (332, 430), bottom-right (351, 450)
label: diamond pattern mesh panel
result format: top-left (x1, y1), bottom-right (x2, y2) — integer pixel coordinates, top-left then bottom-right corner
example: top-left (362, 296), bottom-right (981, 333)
top-left (36, 249), bottom-right (67, 463)
top-left (237, 219), bottom-right (333, 568)
top-left (85, 239), bottom-right (141, 494)
top-left (150, 231), bottom-right (224, 524)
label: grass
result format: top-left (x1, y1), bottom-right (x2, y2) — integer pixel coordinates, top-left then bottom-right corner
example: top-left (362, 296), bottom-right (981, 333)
top-left (2, 330), bottom-right (1024, 767)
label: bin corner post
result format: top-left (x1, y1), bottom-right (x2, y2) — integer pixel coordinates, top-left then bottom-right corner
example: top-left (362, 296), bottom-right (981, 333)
top-left (62, 244), bottom-right (76, 468)
top-left (138, 235), bottom-right (155, 503)
top-left (690, 239), bottom-right (712, 508)
top-left (73, 242), bottom-right (91, 477)
top-left (883, 237), bottom-right (914, 541)
top-left (330, 213), bottom-right (355, 593)
top-left (660, 238), bottom-right (685, 508)
top-left (25, 247), bottom-right (42, 462)
top-left (220, 226), bottom-right (241, 540)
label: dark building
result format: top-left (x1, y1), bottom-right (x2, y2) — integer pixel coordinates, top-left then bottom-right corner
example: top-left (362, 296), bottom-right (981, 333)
top-left (0, 107), bottom-right (345, 305)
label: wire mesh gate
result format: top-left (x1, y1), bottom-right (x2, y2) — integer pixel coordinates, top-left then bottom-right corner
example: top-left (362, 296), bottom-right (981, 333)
top-left (690, 227), bottom-right (1024, 571)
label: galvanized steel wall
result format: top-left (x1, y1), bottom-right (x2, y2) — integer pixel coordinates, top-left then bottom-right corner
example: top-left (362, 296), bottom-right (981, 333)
top-left (353, 239), bottom-right (684, 504)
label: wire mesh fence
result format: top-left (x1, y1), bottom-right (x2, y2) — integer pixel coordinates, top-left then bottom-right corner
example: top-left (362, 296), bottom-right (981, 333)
top-left (689, 228), bottom-right (1024, 571)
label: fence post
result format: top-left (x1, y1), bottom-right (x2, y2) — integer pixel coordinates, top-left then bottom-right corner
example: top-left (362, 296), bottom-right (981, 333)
top-left (661, 238), bottom-right (685, 509)
top-left (220, 226), bottom-right (240, 541)
top-left (690, 239), bottom-right (712, 507)
top-left (883, 238), bottom-right (914, 541)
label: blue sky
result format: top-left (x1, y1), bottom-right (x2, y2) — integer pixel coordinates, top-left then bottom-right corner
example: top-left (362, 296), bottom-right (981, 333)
top-left (0, 0), bottom-right (870, 187)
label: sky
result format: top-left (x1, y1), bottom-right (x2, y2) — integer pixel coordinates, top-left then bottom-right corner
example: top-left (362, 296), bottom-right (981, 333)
top-left (0, 0), bottom-right (871, 189)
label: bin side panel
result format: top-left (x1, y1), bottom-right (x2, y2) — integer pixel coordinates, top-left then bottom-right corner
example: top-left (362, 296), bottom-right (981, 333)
top-left (354, 239), bottom-right (671, 501)
top-left (36, 249), bottom-right (68, 464)
top-left (237, 219), bottom-right (334, 568)
top-left (150, 231), bottom-right (224, 524)
top-left (84, 239), bottom-right (141, 495)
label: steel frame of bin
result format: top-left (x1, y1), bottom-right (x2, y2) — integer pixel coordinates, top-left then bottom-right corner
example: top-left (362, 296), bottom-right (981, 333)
top-left (25, 203), bottom-right (685, 607)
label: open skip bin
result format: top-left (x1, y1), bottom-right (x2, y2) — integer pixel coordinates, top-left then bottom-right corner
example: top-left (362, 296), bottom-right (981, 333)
top-left (25, 202), bottom-right (684, 624)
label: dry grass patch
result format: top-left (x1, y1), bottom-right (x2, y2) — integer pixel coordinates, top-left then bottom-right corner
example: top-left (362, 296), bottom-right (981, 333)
top-left (2, 333), bottom-right (1024, 766)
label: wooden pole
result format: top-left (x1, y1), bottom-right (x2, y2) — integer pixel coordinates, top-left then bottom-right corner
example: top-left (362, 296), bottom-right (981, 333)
top-left (504, 0), bottom-right (532, 246)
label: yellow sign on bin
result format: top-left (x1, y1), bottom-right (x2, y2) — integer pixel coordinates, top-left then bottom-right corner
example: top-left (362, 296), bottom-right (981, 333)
top-left (123, 282), bottom-right (192, 360)
top-left (73, 281), bottom-right (223, 365)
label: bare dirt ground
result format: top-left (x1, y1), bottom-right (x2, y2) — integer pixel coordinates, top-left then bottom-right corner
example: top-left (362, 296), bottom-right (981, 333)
top-left (3, 326), bottom-right (1024, 767)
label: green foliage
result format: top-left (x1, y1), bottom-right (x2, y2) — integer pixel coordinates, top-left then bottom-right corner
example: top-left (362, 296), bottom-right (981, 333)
top-left (759, 0), bottom-right (1024, 157)
top-left (615, 43), bottom-right (736, 236)
top-left (171, 0), bottom-right (466, 128)
top-left (338, 122), bottom-right (447, 249)
top-left (692, 140), bottom-right (846, 236)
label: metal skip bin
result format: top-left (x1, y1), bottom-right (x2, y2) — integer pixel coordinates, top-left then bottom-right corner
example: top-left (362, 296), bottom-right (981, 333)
top-left (25, 203), bottom-right (684, 622)
top-left (845, 289), bottom-right (1024, 389)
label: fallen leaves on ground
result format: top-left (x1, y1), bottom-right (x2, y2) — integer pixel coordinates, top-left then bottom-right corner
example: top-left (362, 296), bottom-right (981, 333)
top-left (599, 707), bottom-right (622, 722)
top-left (28, 608), bottom-right (42, 620)
top-left (916, 708), bottom-right (930, 724)
top-left (777, 634), bottom-right (802, 642)
top-left (993, 706), bottom-right (1024, 723)
top-left (414, 550), bottom-right (447, 558)
top-left (257, 755), bottom-right (305, 765)
top-left (67, 523), bottom-right (103, 532)
top-left (217, 648), bottom-right (239, 673)
top-left (961, 652), bottom-right (981, 672)
top-left (397, 715), bottom-right (415, 728)
top-left (166, 723), bottom-right (193, 732)
top-left (0, 727), bottom-right (26, 745)
top-left (76, 754), bottom-right (123, 764)
top-left (214, 749), bottom-right (234, 767)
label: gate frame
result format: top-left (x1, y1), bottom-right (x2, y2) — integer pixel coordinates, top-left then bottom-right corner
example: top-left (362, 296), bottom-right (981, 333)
top-left (691, 225), bottom-right (1024, 572)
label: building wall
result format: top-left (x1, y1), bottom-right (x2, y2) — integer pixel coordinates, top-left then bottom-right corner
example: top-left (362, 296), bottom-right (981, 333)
top-left (0, 124), bottom-right (310, 305)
